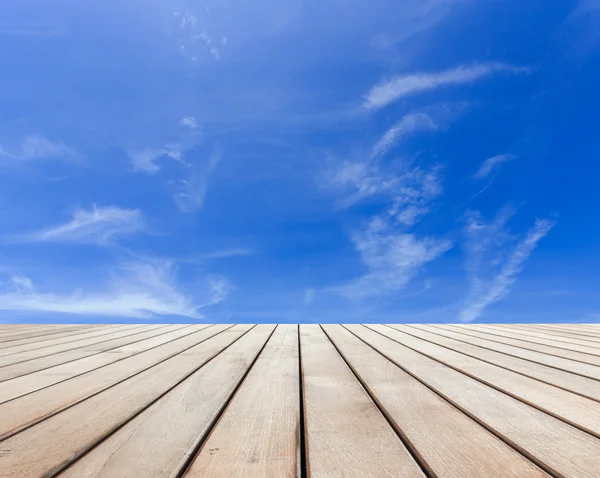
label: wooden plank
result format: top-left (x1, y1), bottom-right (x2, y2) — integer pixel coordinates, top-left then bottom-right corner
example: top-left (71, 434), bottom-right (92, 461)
top-left (0, 324), bottom-right (175, 382)
top-left (185, 325), bottom-right (299, 478)
top-left (473, 325), bottom-right (600, 354)
top-left (0, 325), bottom-right (269, 478)
top-left (0, 325), bottom-right (198, 403)
top-left (0, 325), bottom-right (103, 345)
top-left (390, 325), bottom-right (600, 402)
top-left (444, 325), bottom-right (600, 364)
top-left (0, 324), bottom-right (233, 439)
top-left (417, 324), bottom-right (600, 382)
top-left (369, 325), bottom-right (600, 438)
top-left (504, 324), bottom-right (600, 342)
top-left (299, 324), bottom-right (424, 478)
top-left (0, 324), bottom-right (142, 357)
top-left (322, 325), bottom-right (547, 478)
top-left (0, 325), bottom-right (156, 369)
top-left (345, 324), bottom-right (600, 478)
top-left (62, 325), bottom-right (293, 478)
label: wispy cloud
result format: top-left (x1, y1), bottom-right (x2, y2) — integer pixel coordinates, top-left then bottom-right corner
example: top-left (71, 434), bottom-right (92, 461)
top-left (129, 143), bottom-right (187, 175)
top-left (304, 288), bottom-right (316, 305)
top-left (326, 112), bottom-right (441, 216)
top-left (335, 217), bottom-right (452, 299)
top-left (371, 113), bottom-right (438, 160)
top-left (0, 136), bottom-right (77, 162)
top-left (473, 153), bottom-right (517, 179)
top-left (15, 205), bottom-right (144, 245)
top-left (0, 261), bottom-right (228, 319)
top-left (173, 148), bottom-right (221, 213)
top-left (179, 116), bottom-right (198, 129)
top-left (460, 209), bottom-right (555, 322)
top-left (198, 248), bottom-right (253, 260)
top-left (364, 63), bottom-right (528, 110)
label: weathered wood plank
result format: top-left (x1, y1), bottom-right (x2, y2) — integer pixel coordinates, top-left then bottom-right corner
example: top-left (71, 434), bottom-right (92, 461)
top-left (0, 325), bottom-right (233, 439)
top-left (0, 324), bottom-right (175, 382)
top-left (0, 325), bottom-right (266, 478)
top-left (390, 325), bottom-right (600, 401)
top-left (0, 325), bottom-right (198, 403)
top-left (346, 324), bottom-right (600, 478)
top-left (300, 324), bottom-right (424, 478)
top-left (323, 324), bottom-right (547, 478)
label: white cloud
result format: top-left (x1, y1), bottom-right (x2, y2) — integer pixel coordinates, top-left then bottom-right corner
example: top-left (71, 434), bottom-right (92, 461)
top-left (17, 205), bottom-right (144, 245)
top-left (336, 217), bottom-right (451, 299)
top-left (0, 136), bottom-right (77, 162)
top-left (371, 113), bottom-right (438, 160)
top-left (174, 148), bottom-right (221, 213)
top-left (0, 261), bottom-right (226, 319)
top-left (304, 288), bottom-right (316, 305)
top-left (199, 248), bottom-right (253, 260)
top-left (10, 275), bottom-right (34, 293)
top-left (460, 210), bottom-right (555, 322)
top-left (364, 63), bottom-right (528, 110)
top-left (129, 143), bottom-right (187, 175)
top-left (473, 153), bottom-right (517, 179)
top-left (179, 116), bottom-right (198, 129)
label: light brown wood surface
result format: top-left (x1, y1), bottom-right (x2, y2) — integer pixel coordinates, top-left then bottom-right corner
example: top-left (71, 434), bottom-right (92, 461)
top-left (346, 324), bottom-right (600, 478)
top-left (0, 324), bottom-right (176, 381)
top-left (300, 324), bottom-right (424, 478)
top-left (322, 325), bottom-right (548, 478)
top-left (0, 323), bottom-right (599, 478)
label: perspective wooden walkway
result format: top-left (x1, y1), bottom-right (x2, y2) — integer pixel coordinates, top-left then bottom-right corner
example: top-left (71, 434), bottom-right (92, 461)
top-left (0, 323), bottom-right (599, 477)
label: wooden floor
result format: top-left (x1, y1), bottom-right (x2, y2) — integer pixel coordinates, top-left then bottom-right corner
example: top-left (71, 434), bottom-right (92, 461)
top-left (1, 324), bottom-right (600, 477)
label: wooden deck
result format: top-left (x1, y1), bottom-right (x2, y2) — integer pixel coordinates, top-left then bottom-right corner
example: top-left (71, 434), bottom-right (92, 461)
top-left (0, 324), bottom-right (599, 477)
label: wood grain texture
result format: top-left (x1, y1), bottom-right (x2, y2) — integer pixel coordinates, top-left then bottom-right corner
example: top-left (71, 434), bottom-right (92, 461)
top-left (390, 325), bottom-right (600, 401)
top-left (0, 323), bottom-right (599, 477)
top-left (0, 324), bottom-right (232, 439)
top-left (0, 325), bottom-right (196, 403)
top-left (0, 325), bottom-right (141, 357)
top-left (372, 325), bottom-right (600, 437)
top-left (0, 324), bottom-right (176, 382)
top-left (0, 325), bottom-right (164, 370)
top-left (0, 325), bottom-right (259, 477)
top-left (417, 324), bottom-right (600, 381)
top-left (300, 324), bottom-right (424, 478)
top-left (346, 324), bottom-right (600, 478)
top-left (185, 324), bottom-right (299, 478)
top-left (494, 324), bottom-right (600, 344)
top-left (59, 325), bottom-right (276, 478)
top-left (472, 325), bottom-right (600, 354)
top-left (322, 325), bottom-right (548, 478)
top-left (442, 324), bottom-right (600, 366)
top-left (0, 325), bottom-right (103, 346)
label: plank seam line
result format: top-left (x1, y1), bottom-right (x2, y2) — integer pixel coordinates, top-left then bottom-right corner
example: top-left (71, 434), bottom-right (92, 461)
top-left (515, 325), bottom-right (600, 341)
top-left (0, 324), bottom-right (110, 347)
top-left (175, 325), bottom-right (278, 478)
top-left (342, 325), bottom-right (562, 478)
top-left (466, 326), bottom-right (600, 356)
top-left (298, 324), bottom-right (308, 478)
top-left (494, 324), bottom-right (600, 343)
top-left (0, 325), bottom-right (106, 343)
top-left (321, 325), bottom-right (435, 478)
top-left (482, 325), bottom-right (600, 349)
top-left (390, 325), bottom-right (600, 402)
top-left (0, 324), bottom-right (233, 442)
top-left (43, 325), bottom-right (261, 478)
top-left (0, 324), bottom-right (179, 381)
top-left (0, 325), bottom-right (202, 405)
top-left (370, 325), bottom-right (600, 440)
top-left (438, 325), bottom-right (600, 365)
top-left (0, 324), bottom-right (147, 358)
top-left (410, 325), bottom-right (600, 383)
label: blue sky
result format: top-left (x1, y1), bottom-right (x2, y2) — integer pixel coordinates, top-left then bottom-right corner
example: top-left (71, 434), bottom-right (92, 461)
top-left (1, 0), bottom-right (599, 324)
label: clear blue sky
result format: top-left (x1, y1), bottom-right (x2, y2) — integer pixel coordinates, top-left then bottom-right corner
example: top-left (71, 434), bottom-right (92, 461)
top-left (1, 0), bottom-right (599, 324)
